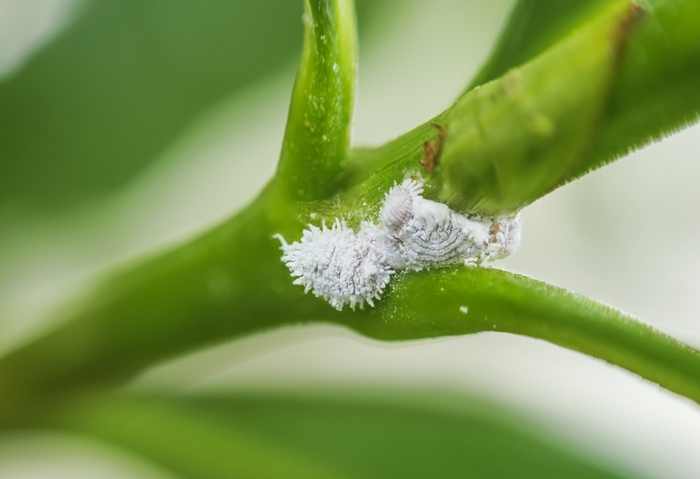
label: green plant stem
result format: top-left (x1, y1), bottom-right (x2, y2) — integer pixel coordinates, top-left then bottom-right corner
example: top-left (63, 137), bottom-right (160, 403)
top-left (276, 0), bottom-right (358, 201)
top-left (379, 267), bottom-right (700, 404)
top-left (0, 191), bottom-right (698, 422)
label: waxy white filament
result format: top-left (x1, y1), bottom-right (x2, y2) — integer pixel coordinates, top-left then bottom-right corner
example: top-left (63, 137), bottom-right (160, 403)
top-left (276, 179), bottom-right (521, 310)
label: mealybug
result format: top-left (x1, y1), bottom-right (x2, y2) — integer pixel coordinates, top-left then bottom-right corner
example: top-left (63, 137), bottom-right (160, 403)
top-left (277, 179), bottom-right (521, 310)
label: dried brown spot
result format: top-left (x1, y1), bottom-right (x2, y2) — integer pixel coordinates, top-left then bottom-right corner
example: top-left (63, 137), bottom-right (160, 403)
top-left (421, 123), bottom-right (446, 173)
top-left (612, 2), bottom-right (646, 69)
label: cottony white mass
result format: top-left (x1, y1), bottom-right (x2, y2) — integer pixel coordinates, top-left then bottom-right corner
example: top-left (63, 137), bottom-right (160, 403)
top-left (277, 179), bottom-right (521, 310)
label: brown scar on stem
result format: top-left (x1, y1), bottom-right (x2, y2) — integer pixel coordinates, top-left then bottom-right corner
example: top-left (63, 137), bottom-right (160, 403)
top-left (612, 2), bottom-right (645, 68)
top-left (421, 123), bottom-right (446, 173)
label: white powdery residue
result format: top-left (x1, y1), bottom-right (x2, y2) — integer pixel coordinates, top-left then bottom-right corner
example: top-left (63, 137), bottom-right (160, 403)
top-left (459, 306), bottom-right (469, 314)
top-left (485, 214), bottom-right (522, 261)
top-left (276, 179), bottom-right (521, 310)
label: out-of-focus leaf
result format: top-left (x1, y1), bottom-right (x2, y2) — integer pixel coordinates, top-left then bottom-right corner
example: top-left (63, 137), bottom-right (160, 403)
top-left (276, 0), bottom-right (357, 201)
top-left (54, 391), bottom-right (637, 479)
top-left (0, 192), bottom-right (699, 414)
top-left (0, 0), bottom-right (293, 214)
top-left (55, 395), bottom-right (347, 479)
top-left (0, 0), bottom-right (377, 219)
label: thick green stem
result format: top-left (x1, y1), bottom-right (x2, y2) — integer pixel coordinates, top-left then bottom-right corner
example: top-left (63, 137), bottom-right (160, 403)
top-left (276, 0), bottom-right (358, 201)
top-left (0, 193), bottom-right (698, 418)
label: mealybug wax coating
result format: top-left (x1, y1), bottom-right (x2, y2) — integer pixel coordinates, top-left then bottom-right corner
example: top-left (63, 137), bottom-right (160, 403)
top-left (276, 179), bottom-right (521, 311)
top-left (276, 221), bottom-right (393, 311)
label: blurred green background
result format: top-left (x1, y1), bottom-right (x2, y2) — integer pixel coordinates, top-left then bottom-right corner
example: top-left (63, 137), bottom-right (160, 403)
top-left (1, 0), bottom-right (699, 477)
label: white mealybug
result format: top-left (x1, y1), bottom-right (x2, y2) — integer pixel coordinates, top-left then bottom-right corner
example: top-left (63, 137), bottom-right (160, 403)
top-left (381, 180), bottom-right (491, 269)
top-left (276, 179), bottom-right (521, 310)
top-left (275, 220), bottom-right (394, 311)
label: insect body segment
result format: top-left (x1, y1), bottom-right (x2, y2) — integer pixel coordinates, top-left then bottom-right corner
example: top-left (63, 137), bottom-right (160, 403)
top-left (277, 179), bottom-right (521, 310)
top-left (277, 221), bottom-right (394, 311)
top-left (381, 180), bottom-right (492, 270)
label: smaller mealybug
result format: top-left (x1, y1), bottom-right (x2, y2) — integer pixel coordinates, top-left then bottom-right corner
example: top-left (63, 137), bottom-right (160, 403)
top-left (276, 179), bottom-right (521, 310)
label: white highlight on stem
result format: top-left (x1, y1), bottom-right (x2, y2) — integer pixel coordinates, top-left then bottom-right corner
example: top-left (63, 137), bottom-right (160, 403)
top-left (276, 179), bottom-right (521, 310)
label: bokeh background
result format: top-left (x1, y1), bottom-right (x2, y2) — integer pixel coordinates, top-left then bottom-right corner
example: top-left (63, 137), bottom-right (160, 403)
top-left (0, 0), bottom-right (699, 477)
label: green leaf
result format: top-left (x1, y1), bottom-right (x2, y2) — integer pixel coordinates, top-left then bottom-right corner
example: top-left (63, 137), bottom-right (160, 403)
top-left (465, 0), bottom-right (613, 92)
top-left (276, 0), bottom-right (358, 201)
top-left (52, 391), bottom-right (637, 479)
top-left (439, 2), bottom-right (630, 214)
top-left (55, 395), bottom-right (347, 479)
top-left (581, 0), bottom-right (700, 178)
top-left (344, 0), bottom-right (700, 216)
top-left (0, 0), bottom-right (306, 217)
